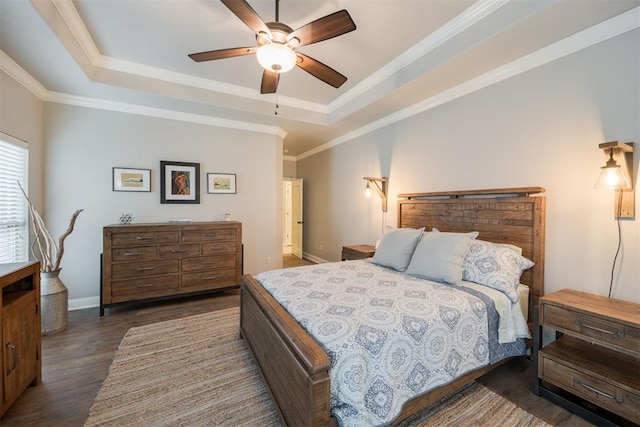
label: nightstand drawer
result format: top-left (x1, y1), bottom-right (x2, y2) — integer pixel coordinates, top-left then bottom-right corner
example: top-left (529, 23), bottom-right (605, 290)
top-left (540, 355), bottom-right (640, 423)
top-left (543, 304), bottom-right (640, 356)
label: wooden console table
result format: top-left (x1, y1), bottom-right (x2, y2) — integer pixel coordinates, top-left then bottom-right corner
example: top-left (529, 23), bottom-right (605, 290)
top-left (0, 261), bottom-right (41, 417)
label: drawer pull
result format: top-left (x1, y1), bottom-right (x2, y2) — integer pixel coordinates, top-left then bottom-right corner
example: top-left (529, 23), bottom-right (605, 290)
top-left (124, 252), bottom-right (143, 256)
top-left (201, 234), bottom-right (218, 238)
top-left (203, 276), bottom-right (218, 280)
top-left (137, 266), bottom-right (156, 271)
top-left (575, 320), bottom-right (624, 338)
top-left (136, 236), bottom-right (156, 241)
top-left (6, 343), bottom-right (17, 374)
top-left (574, 378), bottom-right (624, 404)
top-left (171, 249), bottom-right (188, 253)
top-left (136, 284), bottom-right (155, 288)
top-left (201, 261), bottom-right (216, 265)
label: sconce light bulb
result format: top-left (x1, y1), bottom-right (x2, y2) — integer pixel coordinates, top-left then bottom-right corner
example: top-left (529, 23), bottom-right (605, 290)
top-left (604, 168), bottom-right (621, 188)
top-left (365, 183), bottom-right (372, 198)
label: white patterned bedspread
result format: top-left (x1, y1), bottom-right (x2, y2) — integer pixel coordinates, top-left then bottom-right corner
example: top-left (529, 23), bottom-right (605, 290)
top-left (256, 260), bottom-right (525, 427)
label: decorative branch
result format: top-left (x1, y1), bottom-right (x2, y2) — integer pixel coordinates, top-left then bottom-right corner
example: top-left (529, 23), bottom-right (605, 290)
top-left (53, 209), bottom-right (84, 271)
top-left (18, 181), bottom-right (83, 272)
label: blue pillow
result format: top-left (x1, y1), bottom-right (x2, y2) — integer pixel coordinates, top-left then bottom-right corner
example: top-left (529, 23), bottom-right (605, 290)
top-left (368, 227), bottom-right (425, 271)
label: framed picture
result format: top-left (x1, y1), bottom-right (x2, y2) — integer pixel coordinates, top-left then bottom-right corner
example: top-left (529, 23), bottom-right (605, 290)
top-left (207, 173), bottom-right (237, 194)
top-left (112, 167), bottom-right (151, 192)
top-left (160, 161), bottom-right (200, 204)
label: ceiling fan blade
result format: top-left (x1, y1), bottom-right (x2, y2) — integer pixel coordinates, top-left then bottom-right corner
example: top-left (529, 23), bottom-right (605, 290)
top-left (287, 10), bottom-right (356, 47)
top-left (221, 0), bottom-right (272, 38)
top-left (188, 46), bottom-right (257, 62)
top-left (261, 70), bottom-right (280, 94)
top-left (296, 53), bottom-right (347, 88)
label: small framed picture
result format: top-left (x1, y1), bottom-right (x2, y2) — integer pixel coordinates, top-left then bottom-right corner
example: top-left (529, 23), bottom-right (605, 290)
top-left (112, 167), bottom-right (151, 192)
top-left (207, 173), bottom-right (237, 194)
top-left (160, 161), bottom-right (200, 204)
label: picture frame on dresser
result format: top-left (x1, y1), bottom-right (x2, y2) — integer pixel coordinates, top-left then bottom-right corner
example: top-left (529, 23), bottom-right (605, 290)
top-left (112, 167), bottom-right (151, 192)
top-left (160, 160), bottom-right (200, 204)
top-left (207, 173), bottom-right (236, 194)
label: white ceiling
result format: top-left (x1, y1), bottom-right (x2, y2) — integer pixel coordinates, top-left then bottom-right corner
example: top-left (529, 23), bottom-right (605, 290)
top-left (1, 0), bottom-right (639, 157)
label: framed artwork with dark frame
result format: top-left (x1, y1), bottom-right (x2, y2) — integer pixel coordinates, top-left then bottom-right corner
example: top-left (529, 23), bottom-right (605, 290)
top-left (160, 161), bottom-right (200, 204)
top-left (112, 167), bottom-right (151, 192)
top-left (207, 173), bottom-right (237, 194)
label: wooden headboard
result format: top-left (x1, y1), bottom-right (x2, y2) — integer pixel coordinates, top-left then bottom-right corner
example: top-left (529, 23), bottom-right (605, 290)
top-left (397, 187), bottom-right (546, 317)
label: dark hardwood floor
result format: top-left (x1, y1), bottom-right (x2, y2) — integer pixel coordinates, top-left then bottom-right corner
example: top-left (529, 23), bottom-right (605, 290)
top-left (0, 257), bottom-right (593, 426)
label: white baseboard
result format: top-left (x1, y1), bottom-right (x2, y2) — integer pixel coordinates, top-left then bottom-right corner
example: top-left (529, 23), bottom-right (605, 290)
top-left (69, 296), bottom-right (99, 311)
top-left (302, 252), bottom-right (329, 264)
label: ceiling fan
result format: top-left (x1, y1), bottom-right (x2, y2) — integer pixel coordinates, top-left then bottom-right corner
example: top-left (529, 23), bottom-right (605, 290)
top-left (188, 0), bottom-right (356, 94)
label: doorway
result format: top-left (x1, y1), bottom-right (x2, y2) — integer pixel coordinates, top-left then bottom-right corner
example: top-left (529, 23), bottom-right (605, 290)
top-left (282, 178), bottom-right (303, 260)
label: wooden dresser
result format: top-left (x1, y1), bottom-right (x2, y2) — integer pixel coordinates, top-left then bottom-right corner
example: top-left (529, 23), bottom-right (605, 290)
top-left (102, 222), bottom-right (242, 315)
top-left (0, 261), bottom-right (41, 417)
top-left (534, 289), bottom-right (640, 426)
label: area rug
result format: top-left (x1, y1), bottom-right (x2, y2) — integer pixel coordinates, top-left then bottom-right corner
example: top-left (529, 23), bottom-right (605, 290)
top-left (85, 308), bottom-right (551, 426)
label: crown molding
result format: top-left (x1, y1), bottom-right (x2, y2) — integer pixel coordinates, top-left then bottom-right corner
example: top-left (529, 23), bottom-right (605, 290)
top-left (296, 7), bottom-right (640, 161)
top-left (327, 0), bottom-right (510, 115)
top-left (51, 0), bottom-right (102, 64)
top-left (0, 50), bottom-right (49, 100)
top-left (45, 92), bottom-right (288, 138)
top-left (0, 50), bottom-right (286, 138)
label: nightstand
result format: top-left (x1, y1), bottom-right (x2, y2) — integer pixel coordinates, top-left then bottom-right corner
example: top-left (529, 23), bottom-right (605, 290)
top-left (533, 289), bottom-right (640, 426)
top-left (341, 245), bottom-right (376, 261)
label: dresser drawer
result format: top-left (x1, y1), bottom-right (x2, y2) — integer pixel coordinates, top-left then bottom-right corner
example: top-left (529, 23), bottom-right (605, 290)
top-left (201, 241), bottom-right (237, 255)
top-left (158, 244), bottom-right (200, 259)
top-left (540, 355), bottom-right (640, 423)
top-left (543, 304), bottom-right (640, 356)
top-left (111, 246), bottom-right (157, 262)
top-left (182, 254), bottom-right (236, 272)
top-left (111, 260), bottom-right (179, 279)
top-left (111, 275), bottom-right (180, 301)
top-left (111, 231), bottom-right (179, 247)
top-left (182, 228), bottom-right (236, 243)
top-left (181, 269), bottom-right (237, 289)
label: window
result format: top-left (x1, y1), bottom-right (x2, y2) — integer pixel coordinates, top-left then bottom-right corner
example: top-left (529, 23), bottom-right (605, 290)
top-left (0, 134), bottom-right (29, 263)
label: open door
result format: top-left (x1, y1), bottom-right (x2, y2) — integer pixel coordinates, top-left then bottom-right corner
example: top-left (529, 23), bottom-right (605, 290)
top-left (291, 178), bottom-right (303, 258)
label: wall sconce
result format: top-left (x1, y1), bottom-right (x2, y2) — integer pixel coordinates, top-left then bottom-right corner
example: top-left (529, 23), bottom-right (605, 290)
top-left (363, 177), bottom-right (387, 212)
top-left (594, 141), bottom-right (635, 218)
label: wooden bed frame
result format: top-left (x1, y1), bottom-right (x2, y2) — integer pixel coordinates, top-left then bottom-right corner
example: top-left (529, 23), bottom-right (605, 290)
top-left (240, 187), bottom-right (546, 426)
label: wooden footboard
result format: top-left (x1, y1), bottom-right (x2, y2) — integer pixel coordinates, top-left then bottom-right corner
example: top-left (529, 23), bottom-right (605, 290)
top-left (240, 273), bottom-right (512, 427)
top-left (240, 274), bottom-right (334, 427)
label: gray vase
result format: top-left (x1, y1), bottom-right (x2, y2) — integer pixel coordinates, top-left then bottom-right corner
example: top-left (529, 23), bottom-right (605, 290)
top-left (40, 269), bottom-right (68, 335)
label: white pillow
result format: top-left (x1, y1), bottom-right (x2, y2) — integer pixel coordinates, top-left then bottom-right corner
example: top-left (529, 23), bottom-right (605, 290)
top-left (462, 240), bottom-right (534, 303)
top-left (368, 227), bottom-right (425, 271)
top-left (405, 231), bottom-right (475, 284)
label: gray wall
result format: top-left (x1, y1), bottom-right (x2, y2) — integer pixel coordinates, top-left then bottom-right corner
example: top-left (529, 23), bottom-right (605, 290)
top-left (298, 30), bottom-right (640, 303)
top-left (283, 158), bottom-right (296, 178)
top-left (36, 103), bottom-right (283, 307)
top-left (0, 70), bottom-right (44, 213)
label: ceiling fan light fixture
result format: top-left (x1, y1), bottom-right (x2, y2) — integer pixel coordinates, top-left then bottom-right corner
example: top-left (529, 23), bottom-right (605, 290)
top-left (256, 42), bottom-right (296, 73)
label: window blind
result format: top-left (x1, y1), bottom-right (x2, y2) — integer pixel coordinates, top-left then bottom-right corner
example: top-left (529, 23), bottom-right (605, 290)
top-left (0, 138), bottom-right (29, 263)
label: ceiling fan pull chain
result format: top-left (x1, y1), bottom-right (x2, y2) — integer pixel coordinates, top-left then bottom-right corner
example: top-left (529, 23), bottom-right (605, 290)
top-left (275, 94), bottom-right (279, 115)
